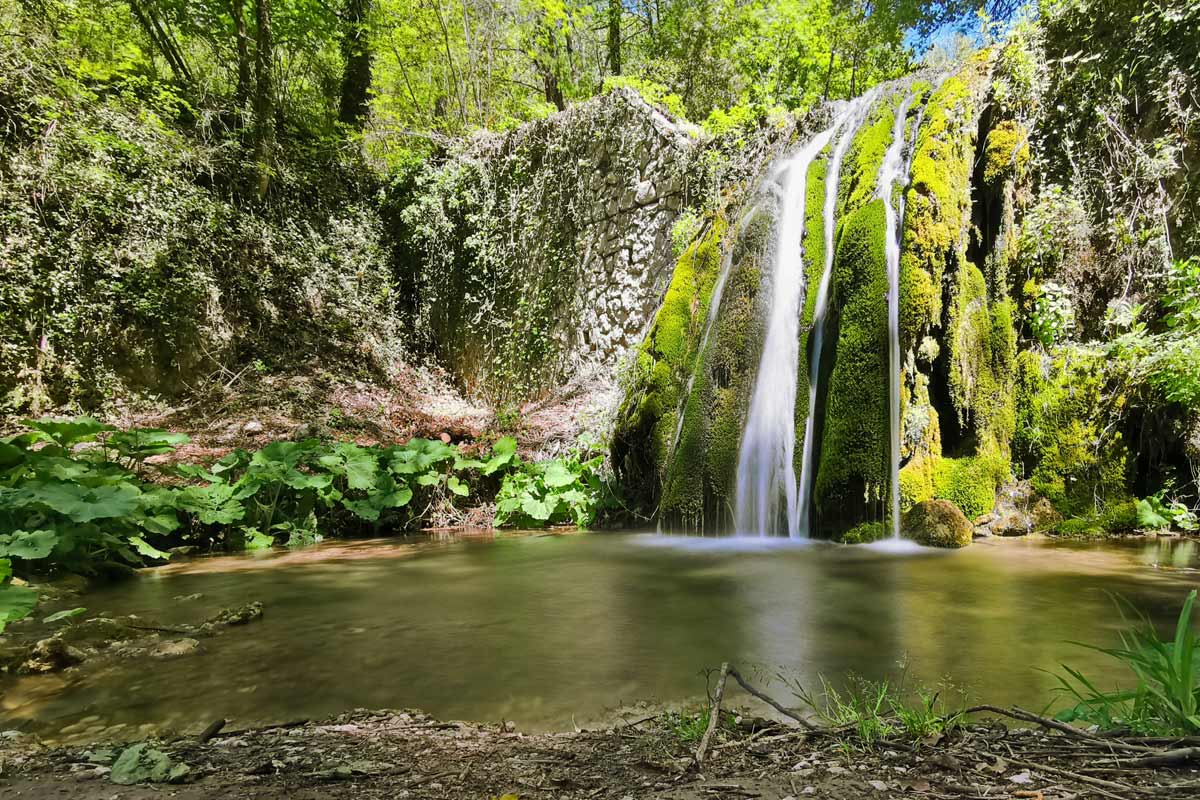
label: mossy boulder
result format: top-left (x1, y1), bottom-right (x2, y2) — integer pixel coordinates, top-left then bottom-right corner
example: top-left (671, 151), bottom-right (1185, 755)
top-left (839, 521), bottom-right (888, 544)
top-left (903, 499), bottom-right (973, 548)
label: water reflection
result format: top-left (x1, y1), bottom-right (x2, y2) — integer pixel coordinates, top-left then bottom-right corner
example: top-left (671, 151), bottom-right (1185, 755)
top-left (2, 532), bottom-right (1197, 743)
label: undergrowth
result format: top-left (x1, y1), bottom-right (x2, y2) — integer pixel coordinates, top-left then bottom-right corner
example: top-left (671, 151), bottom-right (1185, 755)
top-left (0, 417), bottom-right (618, 628)
top-left (1053, 590), bottom-right (1200, 735)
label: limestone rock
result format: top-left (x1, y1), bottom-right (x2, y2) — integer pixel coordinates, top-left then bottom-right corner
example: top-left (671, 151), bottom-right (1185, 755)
top-left (149, 638), bottom-right (200, 659)
top-left (206, 601), bottom-right (264, 627)
top-left (1031, 498), bottom-right (1063, 531)
top-left (903, 500), bottom-right (973, 548)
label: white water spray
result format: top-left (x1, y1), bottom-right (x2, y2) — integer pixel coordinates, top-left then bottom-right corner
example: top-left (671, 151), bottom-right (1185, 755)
top-left (734, 117), bottom-right (845, 537)
top-left (794, 96), bottom-right (873, 538)
top-left (877, 92), bottom-right (917, 539)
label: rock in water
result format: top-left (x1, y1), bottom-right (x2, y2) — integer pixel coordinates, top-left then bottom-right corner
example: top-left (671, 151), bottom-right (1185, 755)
top-left (903, 500), bottom-right (973, 548)
top-left (149, 638), bottom-right (200, 659)
top-left (21, 637), bottom-right (86, 673)
top-left (206, 601), bottom-right (264, 627)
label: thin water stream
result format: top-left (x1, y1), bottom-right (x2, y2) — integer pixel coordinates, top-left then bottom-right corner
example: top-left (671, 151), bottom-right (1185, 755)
top-left (877, 91), bottom-right (918, 538)
top-left (3, 533), bottom-right (1197, 744)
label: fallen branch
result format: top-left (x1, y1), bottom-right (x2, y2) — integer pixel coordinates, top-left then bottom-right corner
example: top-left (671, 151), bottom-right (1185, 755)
top-left (1003, 755), bottom-right (1144, 798)
top-left (1094, 746), bottom-right (1200, 768)
top-left (198, 718), bottom-right (227, 743)
top-left (964, 705), bottom-right (1154, 753)
top-left (727, 667), bottom-right (817, 730)
top-left (694, 662), bottom-right (728, 768)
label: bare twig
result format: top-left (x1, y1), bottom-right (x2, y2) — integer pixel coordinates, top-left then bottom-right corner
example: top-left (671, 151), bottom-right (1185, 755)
top-left (727, 667), bottom-right (817, 730)
top-left (694, 662), bottom-right (729, 768)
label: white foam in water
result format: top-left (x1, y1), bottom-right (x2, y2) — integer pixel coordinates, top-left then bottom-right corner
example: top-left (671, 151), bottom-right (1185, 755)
top-left (734, 114), bottom-right (849, 538)
top-left (635, 533), bottom-right (829, 553)
top-left (857, 537), bottom-right (935, 555)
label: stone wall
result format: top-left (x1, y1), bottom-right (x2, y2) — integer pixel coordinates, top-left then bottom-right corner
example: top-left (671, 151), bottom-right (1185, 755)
top-left (397, 88), bottom-right (697, 403)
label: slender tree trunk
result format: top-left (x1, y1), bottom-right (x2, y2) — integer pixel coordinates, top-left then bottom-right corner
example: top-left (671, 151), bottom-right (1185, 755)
top-left (822, 47), bottom-right (835, 101)
top-left (129, 0), bottom-right (192, 83)
top-left (253, 0), bottom-right (275, 199)
top-left (232, 0), bottom-right (251, 107)
top-left (540, 62), bottom-right (565, 111)
top-left (607, 0), bottom-right (621, 76)
top-left (338, 0), bottom-right (373, 128)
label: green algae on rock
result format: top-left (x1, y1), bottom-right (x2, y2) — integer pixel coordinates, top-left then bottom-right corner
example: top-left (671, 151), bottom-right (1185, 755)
top-left (903, 499), bottom-right (973, 548)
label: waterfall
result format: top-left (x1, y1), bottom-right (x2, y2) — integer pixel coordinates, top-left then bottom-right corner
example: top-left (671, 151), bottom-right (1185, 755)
top-left (795, 95), bottom-right (873, 538)
top-left (876, 92), bottom-right (917, 538)
top-left (734, 116), bottom-right (846, 537)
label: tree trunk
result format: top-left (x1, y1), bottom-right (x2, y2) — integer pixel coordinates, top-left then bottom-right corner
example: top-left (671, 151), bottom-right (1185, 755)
top-left (822, 47), bottom-right (835, 101)
top-left (541, 65), bottom-right (565, 111)
top-left (232, 0), bottom-right (251, 107)
top-left (338, 0), bottom-right (373, 128)
top-left (607, 0), bottom-right (621, 76)
top-left (129, 0), bottom-right (192, 83)
top-left (253, 0), bottom-right (275, 199)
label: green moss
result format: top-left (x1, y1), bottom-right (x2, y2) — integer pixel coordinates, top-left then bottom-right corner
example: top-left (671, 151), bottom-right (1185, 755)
top-left (900, 64), bottom-right (985, 336)
top-left (902, 499), bottom-right (973, 548)
top-left (983, 120), bottom-right (1030, 189)
top-left (1014, 348), bottom-right (1131, 517)
top-left (1052, 500), bottom-right (1139, 538)
top-left (899, 455), bottom-right (936, 511)
top-left (946, 263), bottom-right (1017, 451)
top-left (932, 452), bottom-right (1008, 519)
top-left (795, 148), bottom-right (831, 471)
top-left (612, 216), bottom-right (729, 517)
top-left (813, 200), bottom-right (889, 524)
top-left (839, 521), bottom-right (887, 544)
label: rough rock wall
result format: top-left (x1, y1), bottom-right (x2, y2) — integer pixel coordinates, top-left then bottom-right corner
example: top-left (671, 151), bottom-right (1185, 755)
top-left (398, 89), bottom-right (697, 403)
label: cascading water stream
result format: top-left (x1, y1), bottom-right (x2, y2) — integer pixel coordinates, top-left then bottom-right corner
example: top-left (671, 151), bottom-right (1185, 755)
top-left (794, 95), bottom-right (873, 538)
top-left (734, 116), bottom-right (846, 537)
top-left (876, 92), bottom-right (917, 539)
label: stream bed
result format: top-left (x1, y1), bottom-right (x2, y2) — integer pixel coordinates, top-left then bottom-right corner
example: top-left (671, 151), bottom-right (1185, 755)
top-left (2, 532), bottom-right (1198, 743)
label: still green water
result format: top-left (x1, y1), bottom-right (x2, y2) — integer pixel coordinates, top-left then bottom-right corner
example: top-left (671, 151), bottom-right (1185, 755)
top-left (2, 532), bottom-right (1198, 743)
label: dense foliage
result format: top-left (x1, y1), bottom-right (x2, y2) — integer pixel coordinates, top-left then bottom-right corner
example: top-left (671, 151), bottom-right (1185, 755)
top-left (0, 416), bottom-right (616, 626)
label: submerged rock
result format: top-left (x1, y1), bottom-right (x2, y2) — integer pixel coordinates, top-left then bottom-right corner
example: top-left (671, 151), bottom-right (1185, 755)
top-left (206, 601), bottom-right (264, 628)
top-left (21, 637), bottom-right (86, 673)
top-left (149, 638), bottom-right (200, 659)
top-left (903, 500), bottom-right (973, 548)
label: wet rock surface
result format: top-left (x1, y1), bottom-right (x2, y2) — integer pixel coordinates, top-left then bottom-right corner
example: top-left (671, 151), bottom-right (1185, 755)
top-left (972, 481), bottom-right (1061, 538)
top-left (904, 500), bottom-right (973, 548)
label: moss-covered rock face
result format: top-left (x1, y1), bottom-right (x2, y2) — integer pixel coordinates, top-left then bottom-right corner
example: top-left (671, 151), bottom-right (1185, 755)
top-left (903, 499), bottom-right (973, 548)
top-left (813, 199), bottom-right (890, 526)
top-left (1014, 348), bottom-right (1130, 517)
top-left (610, 61), bottom-right (1123, 536)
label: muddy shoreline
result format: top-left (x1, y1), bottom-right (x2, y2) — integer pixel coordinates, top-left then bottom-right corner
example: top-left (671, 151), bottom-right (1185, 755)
top-left (3, 706), bottom-right (1199, 799)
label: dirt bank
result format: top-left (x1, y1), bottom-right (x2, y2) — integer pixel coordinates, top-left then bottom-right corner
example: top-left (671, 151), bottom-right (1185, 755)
top-left (2, 707), bottom-right (1198, 799)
